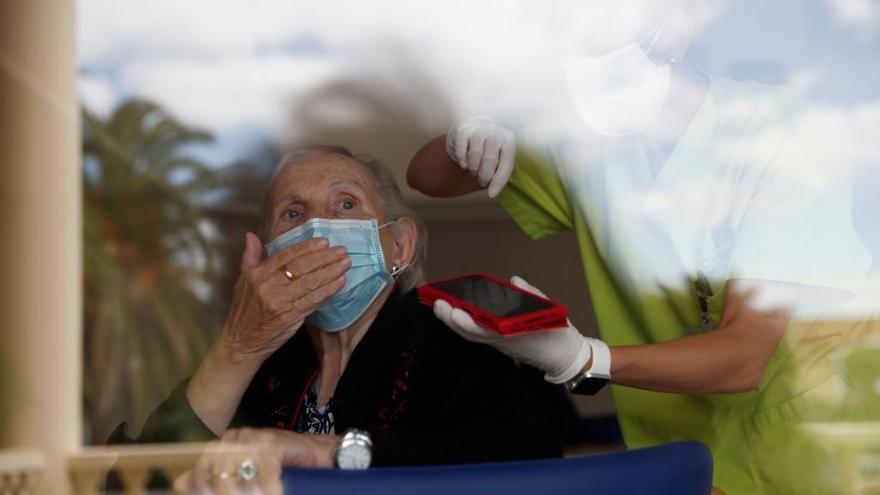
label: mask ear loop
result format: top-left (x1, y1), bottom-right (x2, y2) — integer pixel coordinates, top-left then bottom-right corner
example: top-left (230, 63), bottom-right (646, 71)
top-left (640, 11), bottom-right (691, 66)
top-left (390, 263), bottom-right (409, 279)
top-left (638, 23), bottom-right (666, 64)
top-left (378, 219), bottom-right (409, 279)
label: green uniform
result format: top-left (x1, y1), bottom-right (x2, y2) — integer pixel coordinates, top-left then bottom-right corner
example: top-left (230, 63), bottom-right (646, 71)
top-left (496, 78), bottom-right (875, 494)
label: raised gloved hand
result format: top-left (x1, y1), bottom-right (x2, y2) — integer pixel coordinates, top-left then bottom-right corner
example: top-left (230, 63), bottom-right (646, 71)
top-left (433, 275), bottom-right (593, 383)
top-left (444, 116), bottom-right (516, 198)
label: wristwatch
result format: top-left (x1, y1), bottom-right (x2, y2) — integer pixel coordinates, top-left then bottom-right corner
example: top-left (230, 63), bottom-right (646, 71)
top-left (332, 429), bottom-right (373, 469)
top-left (567, 339), bottom-right (611, 395)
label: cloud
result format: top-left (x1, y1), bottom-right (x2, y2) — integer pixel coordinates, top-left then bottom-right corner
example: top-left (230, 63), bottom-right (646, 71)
top-left (78, 0), bottom-right (568, 139)
top-left (117, 55), bottom-right (340, 136)
top-left (78, 76), bottom-right (118, 117)
top-left (78, 0), bottom-right (318, 64)
top-left (824, 0), bottom-right (880, 32)
top-left (845, 100), bottom-right (880, 168)
top-left (77, 0), bottom-right (880, 303)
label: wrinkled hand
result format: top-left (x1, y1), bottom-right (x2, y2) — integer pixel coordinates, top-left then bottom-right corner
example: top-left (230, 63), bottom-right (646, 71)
top-left (173, 428), bottom-right (337, 495)
top-left (433, 276), bottom-right (591, 383)
top-left (445, 116), bottom-right (516, 198)
top-left (221, 232), bottom-right (351, 362)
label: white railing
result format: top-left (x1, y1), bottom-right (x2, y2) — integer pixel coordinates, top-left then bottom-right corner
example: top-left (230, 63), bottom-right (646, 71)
top-left (0, 450), bottom-right (45, 495)
top-left (5, 425), bottom-right (875, 495)
top-left (67, 443), bottom-right (204, 495)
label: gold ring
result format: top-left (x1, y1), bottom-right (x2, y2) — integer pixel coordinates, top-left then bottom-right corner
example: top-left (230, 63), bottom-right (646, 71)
top-left (283, 269), bottom-right (295, 281)
top-left (215, 471), bottom-right (233, 480)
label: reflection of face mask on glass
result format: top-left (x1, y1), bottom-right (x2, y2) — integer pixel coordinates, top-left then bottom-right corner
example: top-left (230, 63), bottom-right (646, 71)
top-left (562, 41), bottom-right (671, 137)
top-left (265, 218), bottom-right (397, 332)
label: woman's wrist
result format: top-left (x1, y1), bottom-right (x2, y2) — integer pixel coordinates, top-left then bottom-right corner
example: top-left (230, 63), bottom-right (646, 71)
top-left (309, 434), bottom-right (339, 468)
top-left (216, 323), bottom-right (280, 365)
top-left (187, 339), bottom-right (266, 435)
top-left (274, 431), bottom-right (338, 468)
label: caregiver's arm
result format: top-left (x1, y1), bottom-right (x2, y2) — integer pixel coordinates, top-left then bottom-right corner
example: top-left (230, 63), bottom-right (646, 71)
top-left (408, 117), bottom-right (515, 198)
top-left (408, 135), bottom-right (481, 197)
top-left (609, 279), bottom-right (791, 394)
top-left (438, 277), bottom-right (793, 395)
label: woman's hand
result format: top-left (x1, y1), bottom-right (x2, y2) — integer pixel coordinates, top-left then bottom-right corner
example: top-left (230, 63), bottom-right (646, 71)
top-left (221, 232), bottom-right (350, 362)
top-left (172, 428), bottom-right (338, 495)
top-left (186, 233), bottom-right (350, 435)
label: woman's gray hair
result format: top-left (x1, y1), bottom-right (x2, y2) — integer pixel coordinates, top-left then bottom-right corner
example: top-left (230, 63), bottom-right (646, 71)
top-left (263, 145), bottom-right (427, 292)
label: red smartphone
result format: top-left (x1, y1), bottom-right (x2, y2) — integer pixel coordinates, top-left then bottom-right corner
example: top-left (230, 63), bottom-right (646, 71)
top-left (417, 273), bottom-right (569, 336)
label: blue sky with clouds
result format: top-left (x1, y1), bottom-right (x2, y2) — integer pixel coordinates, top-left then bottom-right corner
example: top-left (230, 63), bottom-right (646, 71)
top-left (78, 0), bottom-right (879, 144)
top-left (78, 0), bottom-right (880, 259)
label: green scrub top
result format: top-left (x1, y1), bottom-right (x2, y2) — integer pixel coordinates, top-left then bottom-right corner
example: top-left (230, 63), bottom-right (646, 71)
top-left (496, 78), bottom-right (876, 494)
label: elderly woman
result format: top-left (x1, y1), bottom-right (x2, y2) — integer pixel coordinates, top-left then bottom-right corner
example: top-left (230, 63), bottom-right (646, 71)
top-left (125, 146), bottom-right (568, 492)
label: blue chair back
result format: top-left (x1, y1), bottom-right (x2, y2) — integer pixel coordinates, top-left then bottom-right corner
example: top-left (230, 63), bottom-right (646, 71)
top-left (282, 440), bottom-right (713, 495)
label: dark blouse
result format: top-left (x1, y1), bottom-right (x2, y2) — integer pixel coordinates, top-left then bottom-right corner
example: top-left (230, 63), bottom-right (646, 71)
top-left (127, 288), bottom-right (571, 466)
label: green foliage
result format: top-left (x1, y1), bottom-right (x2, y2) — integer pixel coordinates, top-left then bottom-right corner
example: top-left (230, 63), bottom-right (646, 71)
top-left (82, 98), bottom-right (227, 443)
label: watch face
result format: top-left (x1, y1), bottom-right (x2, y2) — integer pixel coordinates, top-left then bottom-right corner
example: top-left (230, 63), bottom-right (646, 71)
top-left (337, 443), bottom-right (371, 469)
top-left (570, 375), bottom-right (609, 396)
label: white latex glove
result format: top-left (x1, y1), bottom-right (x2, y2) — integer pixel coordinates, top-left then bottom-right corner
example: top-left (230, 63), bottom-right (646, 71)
top-left (444, 116), bottom-right (516, 198)
top-left (433, 275), bottom-right (592, 383)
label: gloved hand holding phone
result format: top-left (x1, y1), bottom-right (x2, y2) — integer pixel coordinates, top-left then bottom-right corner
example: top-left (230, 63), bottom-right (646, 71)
top-left (433, 275), bottom-right (595, 384)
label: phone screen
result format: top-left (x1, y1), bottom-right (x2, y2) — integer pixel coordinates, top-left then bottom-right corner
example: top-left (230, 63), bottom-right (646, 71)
top-left (430, 275), bottom-right (553, 317)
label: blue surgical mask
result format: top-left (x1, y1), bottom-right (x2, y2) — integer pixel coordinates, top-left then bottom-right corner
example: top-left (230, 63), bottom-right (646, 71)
top-left (265, 218), bottom-right (395, 332)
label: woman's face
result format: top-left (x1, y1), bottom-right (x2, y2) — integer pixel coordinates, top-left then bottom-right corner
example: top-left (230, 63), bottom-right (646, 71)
top-left (266, 154), bottom-right (398, 270)
top-left (268, 154), bottom-right (385, 237)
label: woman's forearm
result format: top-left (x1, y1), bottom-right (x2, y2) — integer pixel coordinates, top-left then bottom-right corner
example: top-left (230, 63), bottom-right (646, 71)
top-left (407, 135), bottom-right (482, 197)
top-left (186, 339), bottom-right (265, 435)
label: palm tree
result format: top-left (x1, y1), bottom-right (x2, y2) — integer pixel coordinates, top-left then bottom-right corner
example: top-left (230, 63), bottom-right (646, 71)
top-left (200, 146), bottom-right (280, 309)
top-left (82, 98), bottom-right (227, 443)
